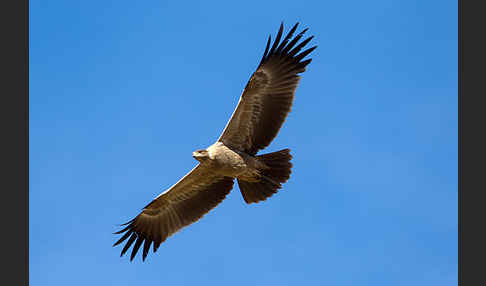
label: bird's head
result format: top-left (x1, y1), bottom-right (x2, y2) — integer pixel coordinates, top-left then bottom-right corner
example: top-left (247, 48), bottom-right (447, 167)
top-left (192, 149), bottom-right (209, 162)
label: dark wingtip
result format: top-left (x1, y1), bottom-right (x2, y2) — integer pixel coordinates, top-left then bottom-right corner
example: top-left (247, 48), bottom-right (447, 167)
top-left (119, 218), bottom-right (135, 226)
top-left (268, 23), bottom-right (284, 57)
top-left (120, 233), bottom-right (137, 257)
top-left (258, 34), bottom-right (272, 67)
top-left (276, 22), bottom-right (300, 54)
top-left (113, 224), bottom-right (131, 235)
top-left (288, 35), bottom-right (315, 58)
top-left (130, 235), bottom-right (144, 261)
top-left (113, 231), bottom-right (132, 247)
top-left (153, 240), bottom-right (161, 253)
top-left (295, 45), bottom-right (317, 62)
top-left (142, 239), bottom-right (152, 262)
top-left (280, 26), bottom-right (309, 55)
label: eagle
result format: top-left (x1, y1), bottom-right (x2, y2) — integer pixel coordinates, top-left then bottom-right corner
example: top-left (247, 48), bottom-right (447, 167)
top-left (113, 22), bottom-right (316, 261)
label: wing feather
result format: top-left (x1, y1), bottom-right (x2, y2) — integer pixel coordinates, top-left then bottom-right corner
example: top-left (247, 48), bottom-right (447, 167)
top-left (218, 23), bottom-right (316, 155)
top-left (113, 164), bottom-right (234, 261)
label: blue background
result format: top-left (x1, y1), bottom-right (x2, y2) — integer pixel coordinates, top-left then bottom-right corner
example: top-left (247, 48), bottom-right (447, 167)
top-left (30, 1), bottom-right (457, 285)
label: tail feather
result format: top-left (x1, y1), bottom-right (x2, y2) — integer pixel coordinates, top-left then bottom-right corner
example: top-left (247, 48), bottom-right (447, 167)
top-left (238, 149), bottom-right (293, 204)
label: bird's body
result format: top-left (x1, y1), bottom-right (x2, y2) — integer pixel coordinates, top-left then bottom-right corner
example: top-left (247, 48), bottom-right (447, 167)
top-left (199, 142), bottom-right (265, 180)
top-left (114, 22), bottom-right (316, 261)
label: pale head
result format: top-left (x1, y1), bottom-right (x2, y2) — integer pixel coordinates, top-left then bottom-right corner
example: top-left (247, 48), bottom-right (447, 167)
top-left (192, 149), bottom-right (209, 162)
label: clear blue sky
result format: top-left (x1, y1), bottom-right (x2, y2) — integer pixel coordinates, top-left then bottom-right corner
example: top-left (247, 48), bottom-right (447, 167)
top-left (30, 1), bottom-right (457, 285)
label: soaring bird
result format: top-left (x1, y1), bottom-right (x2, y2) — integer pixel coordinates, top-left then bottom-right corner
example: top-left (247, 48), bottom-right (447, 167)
top-left (113, 22), bottom-right (316, 261)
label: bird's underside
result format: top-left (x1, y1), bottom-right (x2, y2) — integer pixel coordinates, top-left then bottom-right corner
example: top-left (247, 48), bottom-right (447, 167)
top-left (114, 22), bottom-right (316, 261)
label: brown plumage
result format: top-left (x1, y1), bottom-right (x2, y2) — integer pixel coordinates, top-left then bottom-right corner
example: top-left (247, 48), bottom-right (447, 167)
top-left (114, 22), bottom-right (316, 262)
top-left (238, 149), bottom-right (293, 203)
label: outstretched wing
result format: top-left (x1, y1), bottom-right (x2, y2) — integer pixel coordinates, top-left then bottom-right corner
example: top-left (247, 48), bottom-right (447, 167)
top-left (113, 164), bottom-right (235, 261)
top-left (218, 22), bottom-right (316, 155)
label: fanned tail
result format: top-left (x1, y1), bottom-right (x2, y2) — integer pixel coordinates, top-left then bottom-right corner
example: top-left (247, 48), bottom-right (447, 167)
top-left (237, 149), bottom-right (292, 204)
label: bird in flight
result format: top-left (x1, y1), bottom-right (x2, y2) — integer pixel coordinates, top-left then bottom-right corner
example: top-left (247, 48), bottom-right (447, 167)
top-left (113, 22), bottom-right (316, 261)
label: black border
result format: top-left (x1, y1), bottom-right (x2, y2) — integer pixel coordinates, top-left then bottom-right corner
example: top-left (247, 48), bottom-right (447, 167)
top-left (1, 0), bottom-right (29, 285)
top-left (458, 0), bottom-right (462, 284)
top-left (459, 0), bottom-right (486, 285)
